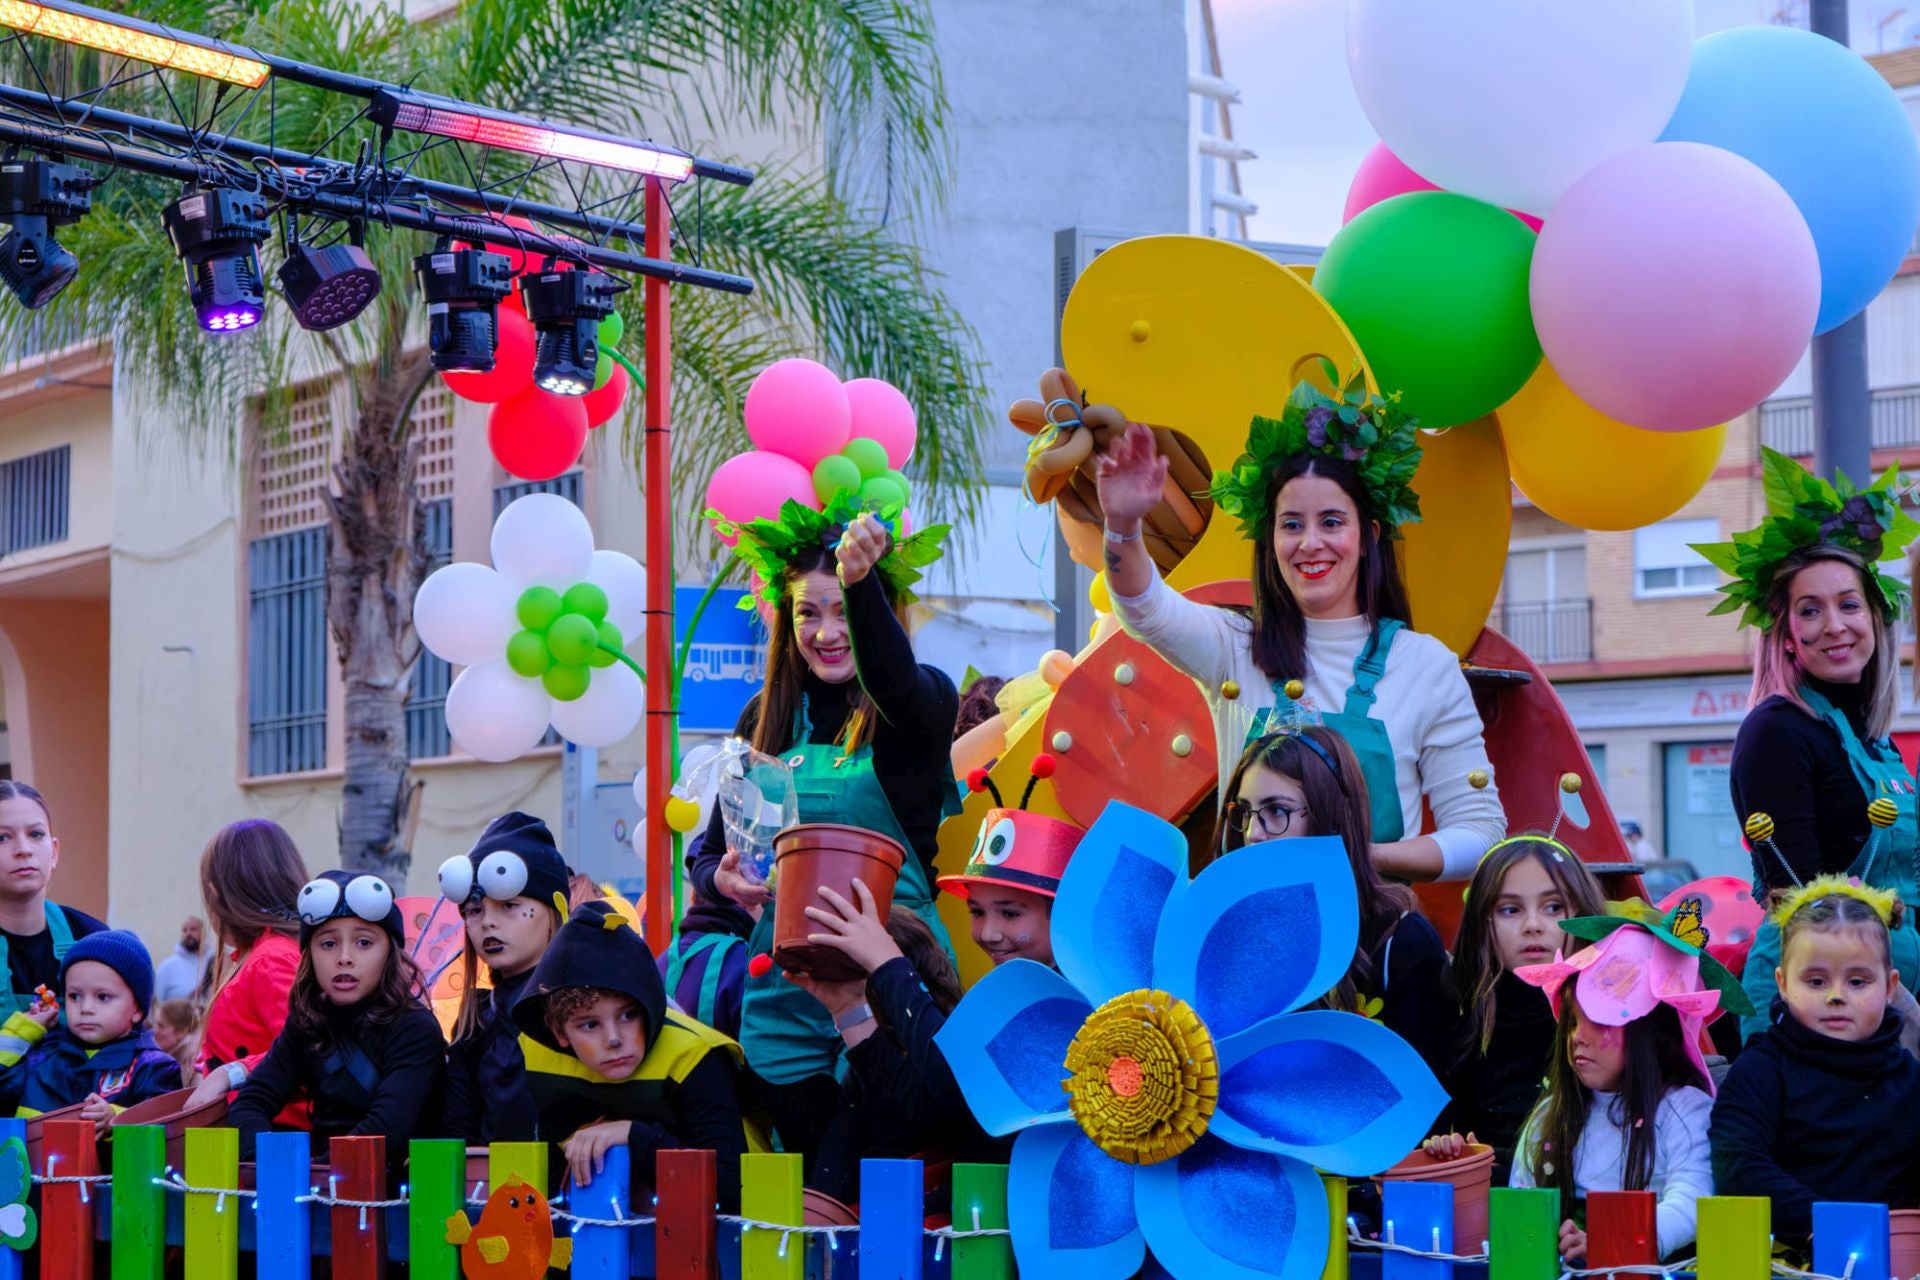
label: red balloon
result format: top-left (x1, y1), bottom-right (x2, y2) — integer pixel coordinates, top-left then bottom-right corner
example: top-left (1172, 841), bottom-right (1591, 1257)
top-left (489, 389), bottom-right (589, 482)
top-left (441, 306), bottom-right (536, 404)
top-left (581, 361), bottom-right (630, 429)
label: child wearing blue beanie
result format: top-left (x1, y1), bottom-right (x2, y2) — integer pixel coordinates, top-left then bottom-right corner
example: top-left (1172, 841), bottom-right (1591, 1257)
top-left (0, 929), bottom-right (180, 1131)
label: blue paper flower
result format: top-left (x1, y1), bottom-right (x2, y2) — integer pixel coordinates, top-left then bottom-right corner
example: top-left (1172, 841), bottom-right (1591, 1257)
top-left (936, 802), bottom-right (1447, 1280)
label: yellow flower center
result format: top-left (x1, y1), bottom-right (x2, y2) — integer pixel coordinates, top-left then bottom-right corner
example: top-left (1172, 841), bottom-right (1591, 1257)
top-left (1063, 989), bottom-right (1218, 1165)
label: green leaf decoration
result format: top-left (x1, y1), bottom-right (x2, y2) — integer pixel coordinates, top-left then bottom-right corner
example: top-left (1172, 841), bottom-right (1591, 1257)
top-left (1206, 372), bottom-right (1425, 543)
top-left (1692, 447), bottom-right (1917, 631)
top-left (704, 490), bottom-right (950, 610)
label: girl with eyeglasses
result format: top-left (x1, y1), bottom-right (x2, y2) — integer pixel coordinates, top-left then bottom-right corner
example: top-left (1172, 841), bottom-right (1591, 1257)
top-left (1215, 726), bottom-right (1456, 1077)
top-left (227, 870), bottom-right (445, 1177)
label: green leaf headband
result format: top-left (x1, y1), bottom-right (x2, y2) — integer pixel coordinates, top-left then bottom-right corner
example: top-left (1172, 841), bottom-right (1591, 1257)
top-left (1692, 447), bottom-right (1919, 631)
top-left (705, 490), bottom-right (952, 610)
top-left (1206, 369), bottom-right (1424, 543)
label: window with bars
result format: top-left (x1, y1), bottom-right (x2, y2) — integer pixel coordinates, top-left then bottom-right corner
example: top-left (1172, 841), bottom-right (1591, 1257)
top-left (0, 446), bottom-right (70, 558)
top-left (247, 526), bottom-right (329, 775)
top-left (405, 384), bottom-right (458, 760)
top-left (493, 471), bottom-right (584, 747)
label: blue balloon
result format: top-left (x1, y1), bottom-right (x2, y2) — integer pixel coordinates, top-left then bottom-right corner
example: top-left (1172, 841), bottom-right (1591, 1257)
top-left (1660, 25), bottom-right (1920, 334)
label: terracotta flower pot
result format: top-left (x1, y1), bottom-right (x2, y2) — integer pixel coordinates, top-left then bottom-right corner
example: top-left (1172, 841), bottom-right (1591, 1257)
top-left (804, 1187), bottom-right (860, 1226)
top-left (772, 823), bottom-right (905, 982)
top-left (112, 1086), bottom-right (229, 1172)
top-left (25, 1101), bottom-right (90, 1173)
top-left (1372, 1142), bottom-right (1497, 1251)
top-left (1891, 1209), bottom-right (1920, 1280)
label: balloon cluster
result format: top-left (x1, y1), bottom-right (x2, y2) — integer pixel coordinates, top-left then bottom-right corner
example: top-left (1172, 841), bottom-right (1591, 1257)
top-left (1327, 5), bottom-right (1919, 530)
top-left (437, 215), bottom-right (638, 483)
top-left (414, 493), bottom-right (647, 762)
top-left (703, 358), bottom-right (920, 542)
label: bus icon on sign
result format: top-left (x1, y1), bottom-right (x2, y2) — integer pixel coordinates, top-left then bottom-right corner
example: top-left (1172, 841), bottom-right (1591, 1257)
top-left (684, 642), bottom-right (766, 683)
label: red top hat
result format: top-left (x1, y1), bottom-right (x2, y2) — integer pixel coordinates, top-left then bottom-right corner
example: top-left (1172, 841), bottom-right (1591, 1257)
top-left (938, 807), bottom-right (1083, 900)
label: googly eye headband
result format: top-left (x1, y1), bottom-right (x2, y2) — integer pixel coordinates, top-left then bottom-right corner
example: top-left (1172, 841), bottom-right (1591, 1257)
top-left (296, 871), bottom-right (403, 944)
top-left (437, 850), bottom-right (571, 921)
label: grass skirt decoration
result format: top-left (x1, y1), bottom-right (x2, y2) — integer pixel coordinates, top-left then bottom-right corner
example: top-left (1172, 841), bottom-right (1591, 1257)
top-left (935, 801), bottom-right (1447, 1280)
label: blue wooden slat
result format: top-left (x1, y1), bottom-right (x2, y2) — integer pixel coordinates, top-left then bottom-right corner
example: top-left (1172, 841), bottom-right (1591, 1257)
top-left (858, 1158), bottom-right (924, 1280)
top-left (568, 1145), bottom-right (630, 1280)
top-left (255, 1130), bottom-right (311, 1279)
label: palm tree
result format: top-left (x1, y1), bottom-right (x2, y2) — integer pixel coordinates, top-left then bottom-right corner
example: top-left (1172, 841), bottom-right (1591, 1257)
top-left (0, 0), bottom-right (988, 882)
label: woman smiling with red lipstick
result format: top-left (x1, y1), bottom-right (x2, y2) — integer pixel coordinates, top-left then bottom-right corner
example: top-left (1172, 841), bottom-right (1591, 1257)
top-left (691, 492), bottom-right (958, 1169)
top-left (1099, 379), bottom-right (1502, 882)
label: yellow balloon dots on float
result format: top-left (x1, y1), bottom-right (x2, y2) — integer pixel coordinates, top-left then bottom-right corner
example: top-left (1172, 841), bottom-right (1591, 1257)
top-left (1501, 360), bottom-right (1727, 531)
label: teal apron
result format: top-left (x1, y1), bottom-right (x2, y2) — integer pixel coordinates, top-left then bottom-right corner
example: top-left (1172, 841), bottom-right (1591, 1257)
top-left (1247, 619), bottom-right (1407, 842)
top-left (0, 904), bottom-right (75, 1018)
top-left (740, 724), bottom-right (957, 1086)
top-left (1739, 686), bottom-right (1920, 1040)
top-left (665, 932), bottom-right (743, 1030)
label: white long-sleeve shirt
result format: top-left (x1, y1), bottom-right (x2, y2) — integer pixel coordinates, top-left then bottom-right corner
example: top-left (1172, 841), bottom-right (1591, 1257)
top-left (1510, 1085), bottom-right (1715, 1259)
top-left (1112, 574), bottom-right (1504, 879)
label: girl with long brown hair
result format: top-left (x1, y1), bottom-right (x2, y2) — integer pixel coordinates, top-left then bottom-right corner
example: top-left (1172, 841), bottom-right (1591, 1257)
top-left (1214, 725), bottom-right (1455, 1077)
top-left (185, 819), bottom-right (310, 1107)
top-left (689, 500), bottom-right (959, 1169)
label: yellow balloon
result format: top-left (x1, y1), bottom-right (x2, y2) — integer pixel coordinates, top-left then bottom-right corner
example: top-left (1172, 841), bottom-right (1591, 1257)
top-left (1398, 417), bottom-right (1512, 656)
top-left (663, 795), bottom-right (701, 833)
top-left (1502, 361), bottom-right (1727, 532)
top-left (1089, 572), bottom-right (1112, 615)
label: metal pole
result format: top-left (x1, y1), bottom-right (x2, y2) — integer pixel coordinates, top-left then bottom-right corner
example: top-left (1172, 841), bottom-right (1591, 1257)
top-left (642, 174), bottom-right (674, 955)
top-left (1809, 0), bottom-right (1873, 484)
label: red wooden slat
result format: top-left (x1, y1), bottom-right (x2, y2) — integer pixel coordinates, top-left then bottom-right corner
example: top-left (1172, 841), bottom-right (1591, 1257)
top-left (655, 1148), bottom-right (718, 1280)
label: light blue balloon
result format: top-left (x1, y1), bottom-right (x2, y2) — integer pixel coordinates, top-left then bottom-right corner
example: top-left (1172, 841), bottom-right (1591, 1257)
top-left (1660, 25), bottom-right (1920, 335)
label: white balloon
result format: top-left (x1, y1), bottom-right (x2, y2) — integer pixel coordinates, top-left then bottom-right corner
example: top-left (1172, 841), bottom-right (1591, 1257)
top-left (414, 563), bottom-right (518, 666)
top-left (445, 660), bottom-right (552, 763)
top-left (585, 549), bottom-right (648, 638)
top-left (630, 766), bottom-right (647, 811)
top-left (490, 493), bottom-right (596, 590)
top-left (550, 660), bottom-right (644, 748)
top-left (1346, 0), bottom-right (1694, 215)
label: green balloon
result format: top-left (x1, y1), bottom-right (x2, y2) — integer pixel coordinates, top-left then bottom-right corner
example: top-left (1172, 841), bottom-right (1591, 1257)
top-left (543, 664), bottom-right (591, 702)
top-left (588, 620), bottom-right (623, 669)
top-left (505, 629), bottom-right (552, 678)
top-left (562, 581), bottom-right (609, 625)
top-left (841, 437), bottom-right (890, 480)
top-left (516, 585), bottom-right (563, 632)
top-left (599, 311), bottom-right (625, 348)
top-left (1315, 191), bottom-right (1541, 429)
top-left (592, 349), bottom-right (614, 392)
top-left (860, 475), bottom-right (907, 509)
top-left (547, 613), bottom-right (599, 666)
top-left (812, 454), bottom-right (863, 503)
top-left (883, 468), bottom-right (912, 506)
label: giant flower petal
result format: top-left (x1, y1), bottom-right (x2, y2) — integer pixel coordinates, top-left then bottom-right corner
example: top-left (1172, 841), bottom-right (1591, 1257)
top-left (1050, 802), bottom-right (1186, 1004)
top-left (1151, 836), bottom-right (1358, 1038)
top-left (1134, 1134), bottom-right (1329, 1280)
top-left (934, 960), bottom-right (1087, 1135)
top-left (1209, 1010), bottom-right (1447, 1176)
top-left (1008, 1124), bottom-right (1145, 1280)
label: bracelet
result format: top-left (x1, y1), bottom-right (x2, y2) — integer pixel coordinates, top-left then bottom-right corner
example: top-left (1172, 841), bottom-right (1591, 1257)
top-left (1104, 524), bottom-right (1142, 544)
top-left (224, 1060), bottom-right (247, 1091)
top-left (834, 1002), bottom-right (874, 1033)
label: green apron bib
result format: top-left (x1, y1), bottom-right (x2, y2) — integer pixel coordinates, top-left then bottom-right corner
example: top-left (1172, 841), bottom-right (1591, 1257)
top-left (1247, 618), bottom-right (1407, 843)
top-left (665, 932), bottom-right (742, 1031)
top-left (740, 722), bottom-right (957, 1086)
top-left (0, 904), bottom-right (74, 1020)
top-left (1739, 686), bottom-right (1920, 1041)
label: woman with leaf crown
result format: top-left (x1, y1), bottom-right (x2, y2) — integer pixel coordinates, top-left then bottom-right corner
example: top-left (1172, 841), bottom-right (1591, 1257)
top-left (1097, 370), bottom-right (1504, 882)
top-left (691, 490), bottom-right (960, 1167)
top-left (1706, 448), bottom-right (1920, 1038)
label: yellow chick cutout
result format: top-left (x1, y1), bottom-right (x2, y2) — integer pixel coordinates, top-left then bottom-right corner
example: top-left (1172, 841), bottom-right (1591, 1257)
top-left (931, 236), bottom-right (1517, 984)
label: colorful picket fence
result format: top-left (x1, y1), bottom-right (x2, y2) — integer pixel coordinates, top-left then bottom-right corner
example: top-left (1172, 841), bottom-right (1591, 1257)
top-left (0, 1115), bottom-right (1899, 1280)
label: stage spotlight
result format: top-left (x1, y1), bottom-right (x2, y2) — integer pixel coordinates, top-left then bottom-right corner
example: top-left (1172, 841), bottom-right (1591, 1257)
top-left (279, 237), bottom-right (380, 332)
top-left (413, 241), bottom-right (513, 371)
top-left (0, 159), bottom-right (97, 310)
top-left (162, 186), bottom-right (271, 332)
top-left (521, 268), bottom-right (624, 396)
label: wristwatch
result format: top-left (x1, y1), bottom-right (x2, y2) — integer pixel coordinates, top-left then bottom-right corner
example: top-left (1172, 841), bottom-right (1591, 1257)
top-left (834, 1002), bottom-right (874, 1033)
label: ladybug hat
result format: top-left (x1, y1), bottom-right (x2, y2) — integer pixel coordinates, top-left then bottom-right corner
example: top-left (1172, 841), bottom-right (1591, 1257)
top-left (938, 754), bottom-right (1083, 900)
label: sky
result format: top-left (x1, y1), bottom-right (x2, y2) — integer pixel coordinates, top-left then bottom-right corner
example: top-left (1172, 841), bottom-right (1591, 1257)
top-left (1213, 0), bottom-right (1915, 245)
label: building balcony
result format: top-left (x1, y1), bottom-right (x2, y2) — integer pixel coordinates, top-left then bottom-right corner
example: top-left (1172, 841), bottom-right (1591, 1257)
top-left (1760, 384), bottom-right (1920, 456)
top-left (1497, 597), bottom-right (1593, 665)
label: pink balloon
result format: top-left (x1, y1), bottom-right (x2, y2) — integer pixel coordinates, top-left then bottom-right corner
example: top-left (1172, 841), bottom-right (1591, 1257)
top-left (843, 378), bottom-right (918, 468)
top-left (704, 451), bottom-right (819, 545)
top-left (1531, 142), bottom-right (1819, 432)
top-left (1344, 142), bottom-right (1544, 232)
top-left (744, 359), bottom-right (852, 467)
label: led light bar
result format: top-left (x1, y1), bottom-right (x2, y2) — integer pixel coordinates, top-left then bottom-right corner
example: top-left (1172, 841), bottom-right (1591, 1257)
top-left (371, 91), bottom-right (695, 182)
top-left (0, 0), bottom-right (269, 87)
